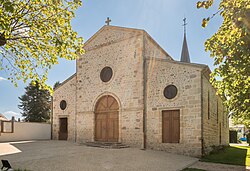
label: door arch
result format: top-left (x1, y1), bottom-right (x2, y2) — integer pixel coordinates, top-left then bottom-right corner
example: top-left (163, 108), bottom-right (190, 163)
top-left (95, 95), bottom-right (119, 142)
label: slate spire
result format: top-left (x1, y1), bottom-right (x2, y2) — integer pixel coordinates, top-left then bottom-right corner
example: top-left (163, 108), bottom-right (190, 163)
top-left (180, 18), bottom-right (191, 63)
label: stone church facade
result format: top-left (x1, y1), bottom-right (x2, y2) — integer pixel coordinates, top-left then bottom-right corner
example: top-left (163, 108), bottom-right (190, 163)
top-left (52, 25), bottom-right (229, 157)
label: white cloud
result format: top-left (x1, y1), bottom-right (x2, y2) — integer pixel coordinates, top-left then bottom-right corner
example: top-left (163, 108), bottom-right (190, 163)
top-left (3, 111), bottom-right (22, 120)
top-left (0, 77), bottom-right (6, 81)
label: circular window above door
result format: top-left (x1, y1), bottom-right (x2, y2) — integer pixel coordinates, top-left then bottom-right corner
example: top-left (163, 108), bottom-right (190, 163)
top-left (60, 100), bottom-right (67, 110)
top-left (163, 85), bottom-right (178, 99)
top-left (100, 67), bottom-right (113, 82)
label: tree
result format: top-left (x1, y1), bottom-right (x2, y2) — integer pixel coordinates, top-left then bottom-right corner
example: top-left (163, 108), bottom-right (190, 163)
top-left (197, 0), bottom-right (250, 125)
top-left (0, 0), bottom-right (84, 90)
top-left (18, 81), bottom-right (51, 122)
top-left (53, 81), bottom-right (61, 89)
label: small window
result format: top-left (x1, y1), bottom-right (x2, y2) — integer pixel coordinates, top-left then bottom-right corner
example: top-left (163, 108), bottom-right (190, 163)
top-left (1, 120), bottom-right (14, 133)
top-left (100, 67), bottom-right (113, 82)
top-left (164, 85), bottom-right (178, 99)
top-left (216, 100), bottom-right (219, 123)
top-left (60, 100), bottom-right (67, 110)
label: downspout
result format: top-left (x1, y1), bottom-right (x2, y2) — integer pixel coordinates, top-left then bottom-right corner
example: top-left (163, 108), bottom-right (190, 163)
top-left (51, 96), bottom-right (53, 140)
top-left (75, 61), bottom-right (78, 143)
top-left (142, 33), bottom-right (147, 149)
top-left (201, 69), bottom-right (205, 156)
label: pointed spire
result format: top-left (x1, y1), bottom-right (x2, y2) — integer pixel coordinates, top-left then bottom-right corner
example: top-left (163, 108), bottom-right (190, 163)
top-left (180, 18), bottom-right (191, 63)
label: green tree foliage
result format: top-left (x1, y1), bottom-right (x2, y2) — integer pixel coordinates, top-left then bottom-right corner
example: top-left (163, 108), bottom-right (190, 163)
top-left (0, 0), bottom-right (84, 90)
top-left (18, 81), bottom-right (51, 122)
top-left (197, 0), bottom-right (250, 125)
top-left (53, 81), bottom-right (61, 89)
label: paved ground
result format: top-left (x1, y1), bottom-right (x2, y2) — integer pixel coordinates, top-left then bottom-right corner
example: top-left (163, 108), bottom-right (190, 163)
top-left (0, 140), bottom-right (198, 171)
top-left (188, 161), bottom-right (248, 171)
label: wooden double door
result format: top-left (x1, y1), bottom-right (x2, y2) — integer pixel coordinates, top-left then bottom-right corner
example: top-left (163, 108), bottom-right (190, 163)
top-left (95, 95), bottom-right (119, 142)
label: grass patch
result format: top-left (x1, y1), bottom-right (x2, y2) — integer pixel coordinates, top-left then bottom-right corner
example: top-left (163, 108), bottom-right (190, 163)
top-left (201, 145), bottom-right (250, 166)
top-left (182, 168), bottom-right (206, 171)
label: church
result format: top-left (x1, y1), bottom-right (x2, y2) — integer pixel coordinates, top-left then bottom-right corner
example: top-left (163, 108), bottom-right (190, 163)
top-left (52, 20), bottom-right (229, 157)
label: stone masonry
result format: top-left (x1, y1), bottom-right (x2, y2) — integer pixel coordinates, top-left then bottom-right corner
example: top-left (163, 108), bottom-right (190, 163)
top-left (146, 59), bottom-right (204, 156)
top-left (202, 69), bottom-right (229, 154)
top-left (53, 25), bottom-right (229, 157)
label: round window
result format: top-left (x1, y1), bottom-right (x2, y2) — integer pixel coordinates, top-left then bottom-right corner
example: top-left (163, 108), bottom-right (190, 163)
top-left (60, 100), bottom-right (67, 110)
top-left (163, 85), bottom-right (178, 99)
top-left (100, 67), bottom-right (113, 82)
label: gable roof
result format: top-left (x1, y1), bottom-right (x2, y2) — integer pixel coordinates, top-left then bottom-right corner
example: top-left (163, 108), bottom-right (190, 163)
top-left (53, 73), bottom-right (76, 92)
top-left (84, 25), bottom-right (143, 46)
top-left (83, 25), bottom-right (173, 60)
top-left (148, 57), bottom-right (208, 69)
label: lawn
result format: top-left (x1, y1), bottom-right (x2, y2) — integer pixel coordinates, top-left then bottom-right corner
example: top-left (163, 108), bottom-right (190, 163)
top-left (201, 145), bottom-right (250, 166)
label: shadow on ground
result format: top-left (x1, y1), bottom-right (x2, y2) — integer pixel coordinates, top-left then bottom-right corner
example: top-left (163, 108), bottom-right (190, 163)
top-left (0, 140), bottom-right (198, 171)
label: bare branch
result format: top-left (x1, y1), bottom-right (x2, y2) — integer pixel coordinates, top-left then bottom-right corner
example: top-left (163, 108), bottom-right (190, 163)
top-left (0, 47), bottom-right (19, 72)
top-left (6, 36), bottom-right (37, 41)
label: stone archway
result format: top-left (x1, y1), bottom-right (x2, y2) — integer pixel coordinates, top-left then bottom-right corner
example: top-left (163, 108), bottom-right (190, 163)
top-left (95, 95), bottom-right (119, 142)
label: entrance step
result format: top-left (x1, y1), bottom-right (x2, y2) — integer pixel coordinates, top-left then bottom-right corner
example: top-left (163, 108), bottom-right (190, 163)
top-left (83, 141), bottom-right (129, 149)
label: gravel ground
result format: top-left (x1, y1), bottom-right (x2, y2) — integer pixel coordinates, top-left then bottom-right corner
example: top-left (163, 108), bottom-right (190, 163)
top-left (0, 140), bottom-right (198, 171)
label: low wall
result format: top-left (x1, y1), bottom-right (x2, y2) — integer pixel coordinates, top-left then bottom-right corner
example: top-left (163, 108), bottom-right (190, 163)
top-left (0, 122), bottom-right (51, 142)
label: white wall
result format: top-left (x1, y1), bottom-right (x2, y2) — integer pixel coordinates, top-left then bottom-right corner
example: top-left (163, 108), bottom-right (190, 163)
top-left (0, 122), bottom-right (51, 142)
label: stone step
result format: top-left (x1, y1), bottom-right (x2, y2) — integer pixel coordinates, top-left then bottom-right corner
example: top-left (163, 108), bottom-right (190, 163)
top-left (83, 141), bottom-right (129, 149)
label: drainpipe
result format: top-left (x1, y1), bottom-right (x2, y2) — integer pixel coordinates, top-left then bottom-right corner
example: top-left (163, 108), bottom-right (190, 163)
top-left (75, 61), bottom-right (78, 143)
top-left (51, 96), bottom-right (53, 140)
top-left (201, 68), bottom-right (206, 156)
top-left (142, 33), bottom-right (147, 149)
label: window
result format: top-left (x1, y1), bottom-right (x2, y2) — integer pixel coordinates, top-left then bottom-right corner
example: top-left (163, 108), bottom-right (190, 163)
top-left (162, 110), bottom-right (180, 143)
top-left (60, 100), bottom-right (67, 110)
top-left (225, 113), bottom-right (228, 128)
top-left (100, 67), bottom-right (113, 82)
top-left (1, 120), bottom-right (14, 133)
top-left (163, 85), bottom-right (178, 99)
top-left (223, 106), bottom-right (225, 127)
top-left (219, 123), bottom-right (222, 144)
top-left (217, 100), bottom-right (219, 123)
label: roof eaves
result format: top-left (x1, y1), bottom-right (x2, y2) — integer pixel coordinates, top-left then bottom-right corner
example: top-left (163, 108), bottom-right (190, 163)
top-left (53, 73), bottom-right (76, 92)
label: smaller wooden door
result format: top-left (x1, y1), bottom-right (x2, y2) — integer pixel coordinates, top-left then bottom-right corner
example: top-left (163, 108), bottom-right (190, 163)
top-left (59, 118), bottom-right (68, 140)
top-left (162, 110), bottom-right (180, 143)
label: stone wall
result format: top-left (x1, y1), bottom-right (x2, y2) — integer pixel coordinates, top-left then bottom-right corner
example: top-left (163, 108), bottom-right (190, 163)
top-left (202, 71), bottom-right (229, 155)
top-left (52, 25), bottom-right (228, 158)
top-left (144, 33), bottom-right (172, 60)
top-left (53, 75), bottom-right (76, 141)
top-left (75, 27), bottom-right (145, 147)
top-left (146, 58), bottom-right (204, 157)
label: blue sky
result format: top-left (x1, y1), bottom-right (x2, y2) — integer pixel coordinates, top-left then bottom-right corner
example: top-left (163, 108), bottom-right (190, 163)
top-left (0, 0), bottom-right (222, 119)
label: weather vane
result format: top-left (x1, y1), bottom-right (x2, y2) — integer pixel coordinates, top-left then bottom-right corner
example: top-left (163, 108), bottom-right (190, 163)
top-left (182, 18), bottom-right (187, 34)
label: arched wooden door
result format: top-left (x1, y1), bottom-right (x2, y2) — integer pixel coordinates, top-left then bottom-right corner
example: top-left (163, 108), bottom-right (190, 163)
top-left (95, 95), bottom-right (119, 142)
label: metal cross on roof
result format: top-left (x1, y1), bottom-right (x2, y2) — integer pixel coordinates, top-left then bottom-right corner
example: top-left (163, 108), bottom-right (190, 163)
top-left (105, 17), bottom-right (111, 25)
top-left (180, 17), bottom-right (191, 63)
top-left (182, 17), bottom-right (187, 34)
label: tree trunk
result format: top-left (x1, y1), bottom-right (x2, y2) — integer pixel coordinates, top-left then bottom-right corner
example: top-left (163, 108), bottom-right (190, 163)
top-left (0, 34), bottom-right (6, 46)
